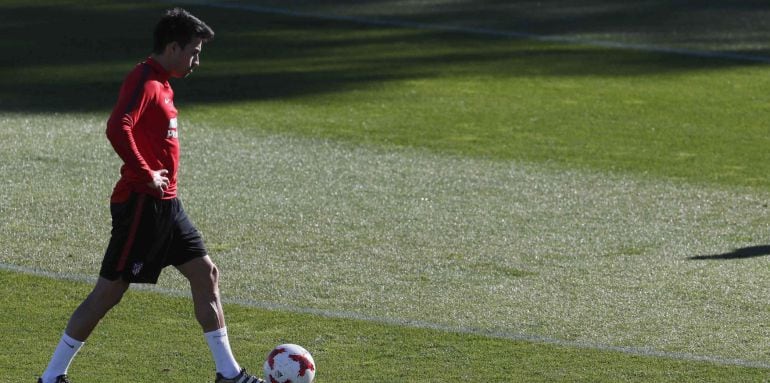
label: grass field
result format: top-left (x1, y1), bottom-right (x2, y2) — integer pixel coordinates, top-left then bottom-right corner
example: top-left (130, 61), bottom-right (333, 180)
top-left (2, 1), bottom-right (770, 382)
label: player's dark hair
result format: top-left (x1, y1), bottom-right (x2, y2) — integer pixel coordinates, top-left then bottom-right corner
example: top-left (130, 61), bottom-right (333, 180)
top-left (153, 8), bottom-right (214, 54)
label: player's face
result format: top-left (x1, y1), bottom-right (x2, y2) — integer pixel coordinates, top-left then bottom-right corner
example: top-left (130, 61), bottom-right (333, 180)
top-left (170, 38), bottom-right (203, 78)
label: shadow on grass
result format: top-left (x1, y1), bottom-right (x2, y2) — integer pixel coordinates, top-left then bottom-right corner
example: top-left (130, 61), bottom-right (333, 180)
top-left (0, 1), bottom-right (768, 113)
top-left (689, 245), bottom-right (770, 260)
top-left (324, 0), bottom-right (770, 51)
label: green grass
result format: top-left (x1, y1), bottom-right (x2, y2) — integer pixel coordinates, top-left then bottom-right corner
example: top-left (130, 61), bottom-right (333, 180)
top-left (193, 31), bottom-right (770, 188)
top-left (4, 112), bottom-right (770, 368)
top-left (3, 0), bottom-right (770, 382)
top-left (4, 269), bottom-right (769, 382)
top-left (4, 1), bottom-right (770, 188)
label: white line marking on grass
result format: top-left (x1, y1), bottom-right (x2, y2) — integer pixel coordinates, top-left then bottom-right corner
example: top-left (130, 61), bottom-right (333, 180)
top-left (4, 262), bottom-right (769, 370)
top-left (177, 0), bottom-right (770, 63)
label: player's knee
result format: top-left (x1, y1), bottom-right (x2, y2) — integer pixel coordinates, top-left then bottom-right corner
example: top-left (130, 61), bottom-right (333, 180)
top-left (193, 257), bottom-right (219, 290)
top-left (84, 288), bottom-right (124, 316)
top-left (208, 261), bottom-right (220, 286)
top-left (180, 256), bottom-right (221, 293)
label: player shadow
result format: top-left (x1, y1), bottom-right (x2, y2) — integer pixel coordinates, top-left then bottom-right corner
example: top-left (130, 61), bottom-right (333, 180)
top-left (688, 245), bottom-right (770, 260)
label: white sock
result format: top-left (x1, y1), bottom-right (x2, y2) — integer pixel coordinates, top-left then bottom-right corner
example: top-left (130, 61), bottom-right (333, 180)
top-left (204, 327), bottom-right (241, 378)
top-left (42, 333), bottom-right (84, 382)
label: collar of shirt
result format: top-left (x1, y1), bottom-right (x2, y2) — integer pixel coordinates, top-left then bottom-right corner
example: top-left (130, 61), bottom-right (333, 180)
top-left (145, 57), bottom-right (171, 82)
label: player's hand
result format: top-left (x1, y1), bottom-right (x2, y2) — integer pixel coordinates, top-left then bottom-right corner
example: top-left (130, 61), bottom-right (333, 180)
top-left (148, 169), bottom-right (169, 197)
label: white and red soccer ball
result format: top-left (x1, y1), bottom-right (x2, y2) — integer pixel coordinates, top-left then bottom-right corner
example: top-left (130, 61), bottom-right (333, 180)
top-left (263, 344), bottom-right (316, 383)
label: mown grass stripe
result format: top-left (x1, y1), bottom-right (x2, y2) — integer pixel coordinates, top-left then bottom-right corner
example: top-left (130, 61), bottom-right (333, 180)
top-left (4, 262), bottom-right (768, 371)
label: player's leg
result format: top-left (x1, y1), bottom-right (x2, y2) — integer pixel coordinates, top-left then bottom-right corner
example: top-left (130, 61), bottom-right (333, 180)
top-left (176, 256), bottom-right (263, 383)
top-left (40, 277), bottom-right (129, 383)
top-left (171, 199), bottom-right (262, 382)
top-left (40, 192), bottom-right (160, 382)
top-left (176, 256), bottom-right (237, 373)
top-left (176, 255), bottom-right (225, 331)
top-left (65, 276), bottom-right (130, 339)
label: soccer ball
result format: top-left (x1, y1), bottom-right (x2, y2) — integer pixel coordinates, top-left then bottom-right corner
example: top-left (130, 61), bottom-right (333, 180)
top-left (263, 343), bottom-right (316, 383)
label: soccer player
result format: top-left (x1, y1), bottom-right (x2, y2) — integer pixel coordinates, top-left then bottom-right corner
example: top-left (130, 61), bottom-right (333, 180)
top-left (38, 8), bottom-right (263, 383)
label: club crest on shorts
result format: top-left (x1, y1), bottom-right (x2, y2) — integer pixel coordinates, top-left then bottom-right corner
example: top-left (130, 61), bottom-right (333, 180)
top-left (131, 262), bottom-right (144, 276)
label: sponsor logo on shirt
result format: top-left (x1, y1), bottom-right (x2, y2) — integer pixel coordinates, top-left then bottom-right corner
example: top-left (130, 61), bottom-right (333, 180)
top-left (167, 117), bottom-right (178, 138)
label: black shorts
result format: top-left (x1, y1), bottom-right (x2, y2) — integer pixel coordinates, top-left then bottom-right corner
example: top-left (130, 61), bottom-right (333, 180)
top-left (100, 193), bottom-right (207, 284)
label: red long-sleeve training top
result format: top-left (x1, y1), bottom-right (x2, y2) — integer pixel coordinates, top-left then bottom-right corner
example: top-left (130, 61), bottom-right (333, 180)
top-left (106, 57), bottom-right (180, 203)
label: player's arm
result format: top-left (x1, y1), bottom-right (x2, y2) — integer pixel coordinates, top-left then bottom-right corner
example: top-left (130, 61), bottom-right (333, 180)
top-left (106, 70), bottom-right (155, 183)
top-left (106, 101), bottom-right (169, 197)
top-left (106, 111), bottom-right (169, 194)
